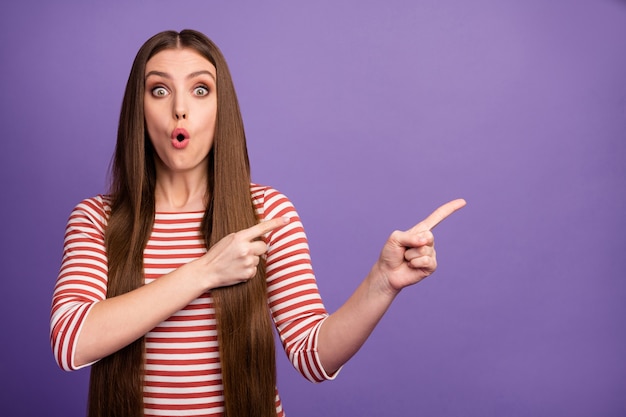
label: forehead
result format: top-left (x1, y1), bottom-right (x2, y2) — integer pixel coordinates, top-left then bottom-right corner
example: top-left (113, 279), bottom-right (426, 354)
top-left (145, 47), bottom-right (216, 75)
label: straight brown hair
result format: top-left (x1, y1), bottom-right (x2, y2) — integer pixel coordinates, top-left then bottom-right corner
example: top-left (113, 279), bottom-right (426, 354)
top-left (88, 29), bottom-right (277, 417)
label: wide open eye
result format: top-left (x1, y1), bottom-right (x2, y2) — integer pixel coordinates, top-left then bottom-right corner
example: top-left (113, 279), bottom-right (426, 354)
top-left (193, 86), bottom-right (210, 96)
top-left (151, 86), bottom-right (169, 97)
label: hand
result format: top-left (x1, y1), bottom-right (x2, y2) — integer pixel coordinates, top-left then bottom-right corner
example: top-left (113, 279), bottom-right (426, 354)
top-left (194, 216), bottom-right (291, 289)
top-left (376, 199), bottom-right (466, 294)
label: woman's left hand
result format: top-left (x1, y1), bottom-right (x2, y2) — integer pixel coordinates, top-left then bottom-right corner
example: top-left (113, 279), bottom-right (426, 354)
top-left (318, 198), bottom-right (466, 373)
top-left (375, 199), bottom-right (466, 294)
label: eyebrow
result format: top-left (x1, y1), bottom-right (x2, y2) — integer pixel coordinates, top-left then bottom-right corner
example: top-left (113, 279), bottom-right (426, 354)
top-left (145, 70), bottom-right (216, 82)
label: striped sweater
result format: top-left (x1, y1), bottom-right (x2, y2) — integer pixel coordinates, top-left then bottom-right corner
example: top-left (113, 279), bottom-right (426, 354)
top-left (50, 184), bottom-right (336, 416)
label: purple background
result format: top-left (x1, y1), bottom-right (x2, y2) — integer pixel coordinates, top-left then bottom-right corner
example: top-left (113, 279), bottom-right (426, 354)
top-left (1, 1), bottom-right (625, 416)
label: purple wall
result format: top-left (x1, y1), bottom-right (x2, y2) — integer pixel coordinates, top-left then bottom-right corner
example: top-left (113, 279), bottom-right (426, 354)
top-left (1, 1), bottom-right (625, 416)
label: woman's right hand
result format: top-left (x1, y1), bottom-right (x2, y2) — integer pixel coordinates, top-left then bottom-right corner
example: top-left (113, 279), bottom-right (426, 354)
top-left (192, 216), bottom-right (291, 289)
top-left (69, 215), bottom-right (290, 368)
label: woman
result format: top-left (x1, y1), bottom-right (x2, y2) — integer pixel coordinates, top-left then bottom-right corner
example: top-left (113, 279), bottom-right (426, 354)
top-left (50, 29), bottom-right (465, 417)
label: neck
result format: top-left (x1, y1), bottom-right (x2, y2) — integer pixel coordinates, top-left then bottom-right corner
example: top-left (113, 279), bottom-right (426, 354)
top-left (154, 168), bottom-right (208, 212)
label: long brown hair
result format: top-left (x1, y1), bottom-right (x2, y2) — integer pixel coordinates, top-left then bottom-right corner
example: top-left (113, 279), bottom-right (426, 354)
top-left (88, 30), bottom-right (277, 417)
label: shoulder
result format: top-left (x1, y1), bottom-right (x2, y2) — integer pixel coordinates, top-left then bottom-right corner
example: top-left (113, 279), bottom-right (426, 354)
top-left (250, 183), bottom-right (297, 220)
top-left (71, 194), bottom-right (111, 216)
top-left (67, 194), bottom-right (112, 232)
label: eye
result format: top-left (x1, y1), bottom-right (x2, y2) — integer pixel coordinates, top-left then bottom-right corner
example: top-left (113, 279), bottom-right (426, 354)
top-left (151, 86), bottom-right (169, 97)
top-left (193, 86), bottom-right (210, 96)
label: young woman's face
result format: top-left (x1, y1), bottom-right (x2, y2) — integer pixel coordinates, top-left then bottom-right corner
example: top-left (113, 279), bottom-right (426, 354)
top-left (144, 47), bottom-right (217, 177)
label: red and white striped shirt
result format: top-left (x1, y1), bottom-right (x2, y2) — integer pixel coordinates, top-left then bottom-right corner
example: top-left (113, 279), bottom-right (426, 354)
top-left (50, 184), bottom-right (336, 416)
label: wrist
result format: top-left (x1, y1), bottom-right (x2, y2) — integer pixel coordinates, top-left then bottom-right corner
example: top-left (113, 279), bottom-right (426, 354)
top-left (181, 258), bottom-right (215, 293)
top-left (368, 262), bottom-right (401, 299)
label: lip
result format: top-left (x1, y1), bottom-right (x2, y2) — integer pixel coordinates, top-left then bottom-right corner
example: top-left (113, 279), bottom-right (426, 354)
top-left (171, 127), bottom-right (190, 149)
top-left (171, 127), bottom-right (190, 141)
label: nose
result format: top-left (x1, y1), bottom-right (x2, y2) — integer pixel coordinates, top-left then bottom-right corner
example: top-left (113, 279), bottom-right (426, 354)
top-left (174, 94), bottom-right (187, 120)
top-left (175, 109), bottom-right (187, 120)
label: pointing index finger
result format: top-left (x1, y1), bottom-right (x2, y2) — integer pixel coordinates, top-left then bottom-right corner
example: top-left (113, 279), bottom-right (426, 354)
top-left (241, 216), bottom-right (291, 241)
top-left (412, 198), bottom-right (467, 232)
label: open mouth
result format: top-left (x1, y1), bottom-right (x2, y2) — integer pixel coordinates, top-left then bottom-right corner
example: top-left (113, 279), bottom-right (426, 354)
top-left (171, 128), bottom-right (190, 149)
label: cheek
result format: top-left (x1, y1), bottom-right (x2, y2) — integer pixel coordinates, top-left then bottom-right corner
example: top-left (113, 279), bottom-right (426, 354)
top-left (144, 106), bottom-right (165, 135)
top-left (200, 103), bottom-right (218, 129)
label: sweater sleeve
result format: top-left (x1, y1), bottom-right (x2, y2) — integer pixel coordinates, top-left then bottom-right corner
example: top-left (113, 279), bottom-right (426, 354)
top-left (50, 196), bottom-right (110, 371)
top-left (253, 185), bottom-right (340, 383)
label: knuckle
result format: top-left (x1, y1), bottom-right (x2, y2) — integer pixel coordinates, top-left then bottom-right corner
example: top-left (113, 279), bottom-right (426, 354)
top-left (390, 230), bottom-right (403, 240)
top-left (418, 231), bottom-right (433, 243)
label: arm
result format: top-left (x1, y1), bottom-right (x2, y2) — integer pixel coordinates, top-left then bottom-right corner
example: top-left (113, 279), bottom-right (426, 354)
top-left (317, 199), bottom-right (467, 374)
top-left (258, 187), bottom-right (336, 382)
top-left (50, 196), bottom-right (288, 370)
